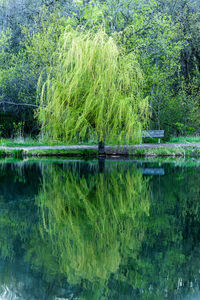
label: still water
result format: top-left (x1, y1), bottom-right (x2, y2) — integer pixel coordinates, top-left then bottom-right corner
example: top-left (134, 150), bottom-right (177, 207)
top-left (0, 158), bottom-right (200, 300)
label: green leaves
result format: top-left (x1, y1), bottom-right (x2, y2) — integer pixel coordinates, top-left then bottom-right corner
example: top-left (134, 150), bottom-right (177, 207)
top-left (38, 29), bottom-right (149, 144)
top-left (37, 164), bottom-right (150, 284)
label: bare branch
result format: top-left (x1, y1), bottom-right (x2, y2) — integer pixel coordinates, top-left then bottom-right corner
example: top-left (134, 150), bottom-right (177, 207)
top-left (0, 101), bottom-right (40, 108)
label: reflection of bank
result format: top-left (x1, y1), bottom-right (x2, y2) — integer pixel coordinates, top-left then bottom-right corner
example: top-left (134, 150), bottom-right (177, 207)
top-left (141, 168), bottom-right (165, 175)
top-left (184, 293), bottom-right (200, 300)
top-left (37, 163), bottom-right (150, 285)
top-left (0, 258), bottom-right (66, 300)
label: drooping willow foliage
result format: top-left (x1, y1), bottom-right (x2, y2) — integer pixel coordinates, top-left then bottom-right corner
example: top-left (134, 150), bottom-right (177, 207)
top-left (37, 29), bottom-right (149, 144)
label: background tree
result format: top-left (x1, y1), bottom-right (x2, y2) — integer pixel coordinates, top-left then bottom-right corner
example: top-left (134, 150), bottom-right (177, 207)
top-left (0, 0), bottom-right (200, 138)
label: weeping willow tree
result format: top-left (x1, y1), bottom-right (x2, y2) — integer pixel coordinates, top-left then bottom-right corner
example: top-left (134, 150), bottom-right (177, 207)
top-left (34, 163), bottom-right (150, 286)
top-left (37, 29), bottom-right (149, 152)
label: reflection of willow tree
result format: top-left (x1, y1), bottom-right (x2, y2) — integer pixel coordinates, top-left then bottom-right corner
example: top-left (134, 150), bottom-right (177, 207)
top-left (3, 161), bottom-right (200, 299)
top-left (36, 164), bottom-right (150, 285)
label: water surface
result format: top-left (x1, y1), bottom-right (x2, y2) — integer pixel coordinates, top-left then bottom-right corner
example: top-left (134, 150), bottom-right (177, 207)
top-left (0, 158), bottom-right (200, 300)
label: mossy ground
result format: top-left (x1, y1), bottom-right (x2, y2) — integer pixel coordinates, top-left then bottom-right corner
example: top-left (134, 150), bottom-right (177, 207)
top-left (25, 148), bottom-right (98, 157)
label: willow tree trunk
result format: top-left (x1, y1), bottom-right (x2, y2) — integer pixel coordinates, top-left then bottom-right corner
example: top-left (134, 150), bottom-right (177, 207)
top-left (98, 158), bottom-right (105, 173)
top-left (98, 141), bottom-right (105, 155)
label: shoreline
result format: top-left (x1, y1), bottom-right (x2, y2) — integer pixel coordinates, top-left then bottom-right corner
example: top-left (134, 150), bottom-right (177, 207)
top-left (1, 143), bottom-right (200, 158)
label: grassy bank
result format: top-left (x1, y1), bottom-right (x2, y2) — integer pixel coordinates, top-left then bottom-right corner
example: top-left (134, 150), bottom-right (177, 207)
top-left (169, 136), bottom-right (200, 143)
top-left (1, 135), bottom-right (200, 147)
top-left (1, 145), bottom-right (200, 158)
top-left (0, 148), bottom-right (99, 158)
top-left (1, 135), bottom-right (200, 158)
top-left (130, 146), bottom-right (200, 157)
top-left (0, 137), bottom-right (69, 147)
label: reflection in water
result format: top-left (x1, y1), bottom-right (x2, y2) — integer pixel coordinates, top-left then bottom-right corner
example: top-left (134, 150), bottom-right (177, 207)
top-left (0, 160), bottom-right (200, 299)
top-left (36, 164), bottom-right (150, 285)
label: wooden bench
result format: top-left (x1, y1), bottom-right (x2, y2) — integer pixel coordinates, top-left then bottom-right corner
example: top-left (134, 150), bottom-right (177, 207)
top-left (142, 130), bottom-right (164, 143)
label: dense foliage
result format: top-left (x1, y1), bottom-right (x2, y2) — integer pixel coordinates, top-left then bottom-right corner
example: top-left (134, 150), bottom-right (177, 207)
top-left (0, 0), bottom-right (200, 138)
top-left (38, 29), bottom-right (148, 144)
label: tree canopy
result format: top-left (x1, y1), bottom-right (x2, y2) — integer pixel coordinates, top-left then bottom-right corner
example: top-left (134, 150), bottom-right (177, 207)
top-left (0, 0), bottom-right (200, 138)
top-left (38, 29), bottom-right (149, 144)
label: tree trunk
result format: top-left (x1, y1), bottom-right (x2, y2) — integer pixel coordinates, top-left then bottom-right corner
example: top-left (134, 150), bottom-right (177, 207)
top-left (98, 158), bottom-right (105, 173)
top-left (98, 141), bottom-right (105, 155)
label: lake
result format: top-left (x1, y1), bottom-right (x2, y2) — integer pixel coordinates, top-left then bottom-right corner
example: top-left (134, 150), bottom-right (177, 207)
top-left (0, 158), bottom-right (200, 300)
